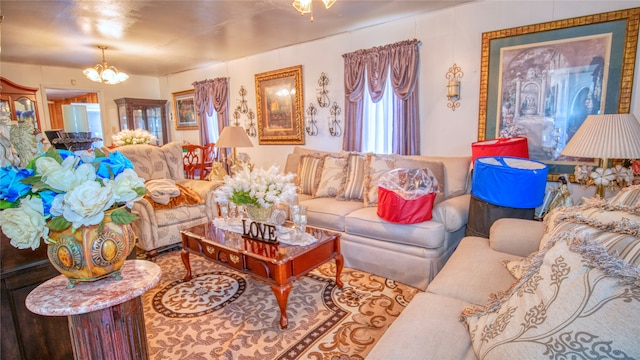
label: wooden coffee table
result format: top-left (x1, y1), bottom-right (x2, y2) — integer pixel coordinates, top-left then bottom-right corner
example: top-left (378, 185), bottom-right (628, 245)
top-left (180, 222), bottom-right (343, 329)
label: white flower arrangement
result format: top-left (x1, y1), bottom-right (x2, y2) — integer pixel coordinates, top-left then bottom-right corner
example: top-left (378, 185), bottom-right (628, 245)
top-left (214, 164), bottom-right (296, 208)
top-left (112, 128), bottom-right (158, 146)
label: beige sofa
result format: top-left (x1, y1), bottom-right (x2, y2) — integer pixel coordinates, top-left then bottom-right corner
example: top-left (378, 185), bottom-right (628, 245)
top-left (284, 147), bottom-right (472, 290)
top-left (367, 187), bottom-right (640, 359)
top-left (116, 142), bottom-right (220, 258)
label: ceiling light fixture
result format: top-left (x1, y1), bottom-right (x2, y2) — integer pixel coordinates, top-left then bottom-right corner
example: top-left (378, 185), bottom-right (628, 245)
top-left (83, 45), bottom-right (129, 85)
top-left (292, 0), bottom-right (336, 22)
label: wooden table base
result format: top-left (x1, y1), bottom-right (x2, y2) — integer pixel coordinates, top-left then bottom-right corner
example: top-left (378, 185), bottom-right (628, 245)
top-left (68, 296), bottom-right (149, 360)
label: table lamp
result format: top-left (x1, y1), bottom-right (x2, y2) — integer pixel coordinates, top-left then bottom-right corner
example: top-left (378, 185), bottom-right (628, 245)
top-left (215, 126), bottom-right (253, 167)
top-left (560, 113), bottom-right (640, 198)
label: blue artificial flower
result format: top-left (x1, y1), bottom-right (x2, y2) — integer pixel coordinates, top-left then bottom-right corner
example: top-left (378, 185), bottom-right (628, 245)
top-left (0, 166), bottom-right (34, 203)
top-left (57, 149), bottom-right (76, 160)
top-left (94, 150), bottom-right (134, 179)
top-left (38, 189), bottom-right (58, 217)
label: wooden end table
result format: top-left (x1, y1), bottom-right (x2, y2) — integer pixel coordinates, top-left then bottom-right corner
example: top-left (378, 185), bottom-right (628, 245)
top-left (180, 222), bottom-right (343, 329)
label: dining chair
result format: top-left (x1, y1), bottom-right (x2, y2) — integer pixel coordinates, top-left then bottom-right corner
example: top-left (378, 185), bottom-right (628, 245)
top-left (201, 142), bottom-right (218, 180)
top-left (182, 144), bottom-right (206, 180)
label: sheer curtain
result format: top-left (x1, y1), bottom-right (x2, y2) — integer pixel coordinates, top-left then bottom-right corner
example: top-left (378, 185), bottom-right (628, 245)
top-left (342, 39), bottom-right (421, 155)
top-left (193, 77), bottom-right (229, 145)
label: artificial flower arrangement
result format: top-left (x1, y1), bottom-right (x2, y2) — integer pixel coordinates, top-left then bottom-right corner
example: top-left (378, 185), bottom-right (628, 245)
top-left (112, 128), bottom-right (158, 146)
top-left (0, 147), bottom-right (147, 250)
top-left (574, 161), bottom-right (638, 189)
top-left (214, 164), bottom-right (297, 208)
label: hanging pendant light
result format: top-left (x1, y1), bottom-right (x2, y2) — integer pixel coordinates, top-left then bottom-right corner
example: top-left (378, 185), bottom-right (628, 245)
top-left (83, 46), bottom-right (129, 85)
top-left (292, 0), bottom-right (336, 22)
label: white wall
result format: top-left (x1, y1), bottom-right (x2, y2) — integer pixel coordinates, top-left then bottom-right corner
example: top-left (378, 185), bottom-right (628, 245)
top-left (3, 0), bottom-right (639, 171)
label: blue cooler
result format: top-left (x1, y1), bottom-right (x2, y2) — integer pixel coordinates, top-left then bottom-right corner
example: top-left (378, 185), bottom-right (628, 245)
top-left (467, 156), bottom-right (548, 238)
top-left (472, 156), bottom-right (548, 208)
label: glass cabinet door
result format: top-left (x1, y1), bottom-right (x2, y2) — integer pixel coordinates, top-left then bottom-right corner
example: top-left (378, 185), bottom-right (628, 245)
top-left (118, 104), bottom-right (128, 130)
top-left (132, 108), bottom-right (146, 130)
top-left (146, 106), bottom-right (163, 144)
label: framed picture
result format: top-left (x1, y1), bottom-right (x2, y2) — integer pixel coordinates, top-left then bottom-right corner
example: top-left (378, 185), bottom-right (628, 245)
top-left (478, 8), bottom-right (639, 180)
top-left (254, 65), bottom-right (305, 145)
top-left (172, 89), bottom-right (198, 130)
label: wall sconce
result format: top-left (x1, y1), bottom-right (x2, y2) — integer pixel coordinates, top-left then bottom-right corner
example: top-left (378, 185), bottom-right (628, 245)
top-left (305, 103), bottom-right (319, 136)
top-left (236, 86), bottom-right (249, 114)
top-left (328, 102), bottom-right (342, 137)
top-left (245, 109), bottom-right (257, 137)
top-left (316, 72), bottom-right (330, 107)
top-left (232, 85), bottom-right (257, 137)
top-left (446, 63), bottom-right (463, 111)
top-left (232, 108), bottom-right (241, 126)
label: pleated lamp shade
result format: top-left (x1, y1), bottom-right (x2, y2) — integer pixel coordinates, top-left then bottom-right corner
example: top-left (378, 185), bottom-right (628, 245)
top-left (561, 114), bottom-right (640, 160)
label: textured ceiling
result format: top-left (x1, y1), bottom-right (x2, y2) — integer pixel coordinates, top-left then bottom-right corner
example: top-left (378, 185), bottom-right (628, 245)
top-left (1, 0), bottom-right (472, 77)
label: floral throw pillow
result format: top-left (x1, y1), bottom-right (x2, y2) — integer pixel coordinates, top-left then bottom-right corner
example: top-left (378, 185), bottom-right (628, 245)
top-left (315, 155), bottom-right (348, 198)
top-left (462, 231), bottom-right (640, 359)
top-left (363, 153), bottom-right (396, 207)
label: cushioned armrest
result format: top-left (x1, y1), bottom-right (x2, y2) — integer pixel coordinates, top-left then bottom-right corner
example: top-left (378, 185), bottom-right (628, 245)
top-left (130, 198), bottom-right (160, 251)
top-left (489, 218), bottom-right (543, 257)
top-left (431, 193), bottom-right (470, 232)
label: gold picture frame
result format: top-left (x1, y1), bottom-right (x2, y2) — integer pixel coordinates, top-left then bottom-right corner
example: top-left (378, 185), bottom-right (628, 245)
top-left (172, 89), bottom-right (198, 130)
top-left (254, 65), bottom-right (305, 145)
top-left (477, 7), bottom-right (639, 180)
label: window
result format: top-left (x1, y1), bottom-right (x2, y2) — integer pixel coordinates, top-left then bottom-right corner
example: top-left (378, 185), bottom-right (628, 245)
top-left (362, 68), bottom-right (394, 154)
top-left (205, 112), bottom-right (220, 143)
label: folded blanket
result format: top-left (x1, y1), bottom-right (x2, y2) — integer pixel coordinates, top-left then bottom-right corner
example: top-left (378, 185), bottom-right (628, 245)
top-left (144, 183), bottom-right (204, 210)
top-left (145, 179), bottom-right (180, 205)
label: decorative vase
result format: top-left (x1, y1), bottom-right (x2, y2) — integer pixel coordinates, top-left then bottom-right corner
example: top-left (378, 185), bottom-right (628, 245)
top-left (245, 204), bottom-right (274, 223)
top-left (46, 208), bottom-right (137, 288)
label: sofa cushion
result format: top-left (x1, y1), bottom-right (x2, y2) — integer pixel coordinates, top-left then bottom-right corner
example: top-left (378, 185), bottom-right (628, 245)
top-left (405, 156), bottom-right (471, 198)
top-left (366, 292), bottom-right (476, 360)
top-left (284, 153), bottom-right (304, 185)
top-left (363, 153), bottom-right (396, 207)
top-left (297, 154), bottom-right (324, 195)
top-left (337, 153), bottom-right (366, 201)
top-left (461, 232), bottom-right (640, 360)
top-left (300, 197), bottom-right (364, 232)
top-left (345, 207), bottom-right (445, 249)
top-left (427, 237), bottom-right (523, 305)
top-left (393, 157), bottom-right (445, 201)
top-left (160, 142), bottom-right (187, 180)
top-left (315, 154), bottom-right (347, 198)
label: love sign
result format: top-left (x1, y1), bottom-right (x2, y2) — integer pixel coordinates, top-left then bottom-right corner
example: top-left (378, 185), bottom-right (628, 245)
top-left (241, 219), bottom-right (278, 243)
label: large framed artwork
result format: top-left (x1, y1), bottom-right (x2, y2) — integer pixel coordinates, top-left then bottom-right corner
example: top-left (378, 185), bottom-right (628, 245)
top-left (478, 8), bottom-right (639, 180)
top-left (254, 65), bottom-right (305, 145)
top-left (172, 89), bottom-right (198, 130)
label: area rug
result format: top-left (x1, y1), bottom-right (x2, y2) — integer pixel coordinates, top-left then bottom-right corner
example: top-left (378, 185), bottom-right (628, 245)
top-left (142, 249), bottom-right (419, 359)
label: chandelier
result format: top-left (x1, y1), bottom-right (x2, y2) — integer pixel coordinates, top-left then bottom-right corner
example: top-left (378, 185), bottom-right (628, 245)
top-left (292, 0), bottom-right (336, 22)
top-left (83, 46), bottom-right (129, 85)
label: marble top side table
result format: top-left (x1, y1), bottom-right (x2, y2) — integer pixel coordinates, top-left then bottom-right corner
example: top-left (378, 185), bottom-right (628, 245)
top-left (26, 260), bottom-right (161, 360)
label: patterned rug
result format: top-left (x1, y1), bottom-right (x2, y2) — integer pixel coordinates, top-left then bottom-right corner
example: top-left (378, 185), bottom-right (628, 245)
top-left (142, 249), bottom-right (419, 359)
